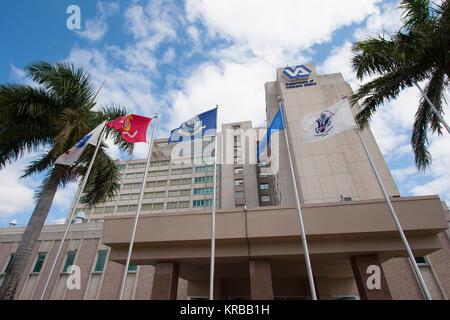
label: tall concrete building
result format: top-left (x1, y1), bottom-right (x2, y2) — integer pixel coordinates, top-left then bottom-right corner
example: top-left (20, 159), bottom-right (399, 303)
top-left (0, 65), bottom-right (449, 300)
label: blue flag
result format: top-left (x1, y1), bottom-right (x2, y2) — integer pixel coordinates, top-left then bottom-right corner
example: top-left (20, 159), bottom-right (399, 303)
top-left (168, 107), bottom-right (217, 144)
top-left (257, 107), bottom-right (285, 160)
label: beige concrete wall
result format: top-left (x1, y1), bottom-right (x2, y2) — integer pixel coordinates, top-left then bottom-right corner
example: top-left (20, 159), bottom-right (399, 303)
top-left (266, 65), bottom-right (400, 206)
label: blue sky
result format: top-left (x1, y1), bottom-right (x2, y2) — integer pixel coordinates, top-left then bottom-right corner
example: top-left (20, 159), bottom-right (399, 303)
top-left (0, 0), bottom-right (448, 226)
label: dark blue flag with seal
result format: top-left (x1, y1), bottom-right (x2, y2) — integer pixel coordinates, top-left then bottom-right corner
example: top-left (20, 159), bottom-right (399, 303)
top-left (168, 107), bottom-right (218, 144)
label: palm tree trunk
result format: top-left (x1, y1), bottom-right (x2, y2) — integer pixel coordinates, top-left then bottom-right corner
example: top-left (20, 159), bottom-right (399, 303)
top-left (0, 165), bottom-right (65, 300)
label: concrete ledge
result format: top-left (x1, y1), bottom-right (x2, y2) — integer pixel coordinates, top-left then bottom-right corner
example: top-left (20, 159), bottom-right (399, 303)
top-left (102, 196), bottom-right (447, 263)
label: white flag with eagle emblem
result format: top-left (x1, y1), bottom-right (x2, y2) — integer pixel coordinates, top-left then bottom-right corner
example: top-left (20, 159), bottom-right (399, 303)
top-left (300, 99), bottom-right (357, 143)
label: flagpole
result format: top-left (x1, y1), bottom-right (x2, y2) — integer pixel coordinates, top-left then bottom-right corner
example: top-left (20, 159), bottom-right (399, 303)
top-left (118, 114), bottom-right (158, 300)
top-left (40, 125), bottom-right (106, 300)
top-left (209, 107), bottom-right (218, 300)
top-left (356, 128), bottom-right (432, 300)
top-left (278, 97), bottom-right (318, 300)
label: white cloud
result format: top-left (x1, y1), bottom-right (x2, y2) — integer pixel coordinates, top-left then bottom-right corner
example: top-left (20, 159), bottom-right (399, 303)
top-left (66, 48), bottom-right (157, 116)
top-left (161, 47), bottom-right (176, 64)
top-left (186, 0), bottom-right (379, 58)
top-left (354, 1), bottom-right (402, 41)
top-left (316, 41), bottom-right (355, 85)
top-left (0, 159), bottom-right (36, 220)
top-left (52, 182), bottom-right (77, 209)
top-left (391, 166), bottom-right (417, 182)
top-left (76, 1), bottom-right (119, 42)
top-left (166, 58), bottom-right (277, 132)
top-left (124, 0), bottom-right (180, 40)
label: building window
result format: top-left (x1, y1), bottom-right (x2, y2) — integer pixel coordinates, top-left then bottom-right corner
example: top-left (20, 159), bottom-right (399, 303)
top-left (120, 193), bottom-right (140, 201)
top-left (128, 163), bottom-right (145, 169)
top-left (104, 206), bottom-right (114, 213)
top-left (122, 183), bottom-right (142, 190)
top-left (195, 156), bottom-right (215, 164)
top-left (32, 253), bottom-right (47, 273)
top-left (193, 200), bottom-right (205, 207)
top-left (141, 203), bottom-right (164, 211)
top-left (234, 167), bottom-right (243, 174)
top-left (235, 204), bottom-right (245, 208)
top-left (128, 265), bottom-right (138, 272)
top-left (180, 178), bottom-right (192, 185)
top-left (195, 165), bottom-right (214, 173)
top-left (171, 168), bottom-right (183, 175)
top-left (261, 195), bottom-right (271, 202)
top-left (62, 252), bottom-right (76, 273)
top-left (194, 176), bottom-right (214, 183)
top-left (3, 254), bottom-right (14, 274)
top-left (235, 191), bottom-right (244, 199)
top-left (194, 188), bottom-right (214, 195)
top-left (235, 179), bottom-right (244, 186)
top-left (117, 165), bottom-right (126, 170)
top-left (153, 203), bottom-right (164, 210)
top-left (234, 156), bottom-right (242, 164)
top-left (94, 251), bottom-right (108, 272)
top-left (146, 180), bottom-right (167, 188)
top-left (117, 205), bottom-right (138, 212)
top-left (125, 172), bottom-right (144, 179)
top-left (168, 189), bottom-right (191, 197)
top-left (150, 160), bottom-right (169, 167)
top-left (415, 257), bottom-right (428, 265)
top-left (167, 202), bottom-right (178, 209)
top-left (232, 125), bottom-right (240, 130)
top-left (259, 183), bottom-right (269, 190)
top-left (178, 201), bottom-right (190, 208)
top-left (144, 191), bottom-right (165, 199)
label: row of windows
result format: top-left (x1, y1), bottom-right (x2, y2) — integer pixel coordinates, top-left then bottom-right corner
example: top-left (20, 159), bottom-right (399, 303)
top-left (193, 188), bottom-right (215, 195)
top-left (166, 201), bottom-right (190, 209)
top-left (150, 160), bottom-right (170, 167)
top-left (1, 251), bottom-right (138, 275)
top-left (146, 180), bottom-right (168, 188)
top-left (120, 188), bottom-right (217, 199)
top-left (134, 177), bottom-right (216, 188)
top-left (83, 196), bottom-right (221, 214)
top-left (168, 189), bottom-right (191, 197)
top-left (93, 206), bottom-right (114, 214)
top-left (122, 176), bottom-right (216, 191)
top-left (118, 162), bottom-right (216, 172)
top-left (194, 176), bottom-right (214, 183)
top-left (193, 199), bottom-right (214, 207)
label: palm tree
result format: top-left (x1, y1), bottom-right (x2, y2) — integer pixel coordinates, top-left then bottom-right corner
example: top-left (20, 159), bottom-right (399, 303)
top-left (0, 61), bottom-right (133, 300)
top-left (350, 0), bottom-right (449, 170)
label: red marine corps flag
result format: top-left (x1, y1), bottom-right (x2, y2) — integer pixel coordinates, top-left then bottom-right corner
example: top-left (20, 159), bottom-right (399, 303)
top-left (106, 114), bottom-right (152, 143)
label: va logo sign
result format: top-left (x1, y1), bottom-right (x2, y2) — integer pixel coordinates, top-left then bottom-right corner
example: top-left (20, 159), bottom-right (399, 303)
top-left (282, 65), bottom-right (312, 80)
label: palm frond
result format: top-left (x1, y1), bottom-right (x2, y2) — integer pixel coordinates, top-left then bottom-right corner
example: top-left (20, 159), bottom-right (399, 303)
top-left (0, 84), bottom-right (62, 123)
top-left (400, 0), bottom-right (431, 29)
top-left (79, 147), bottom-right (122, 206)
top-left (350, 64), bottom-right (429, 128)
top-left (25, 61), bottom-right (96, 111)
top-left (352, 35), bottom-right (399, 80)
top-left (411, 67), bottom-right (447, 170)
top-left (21, 152), bottom-right (54, 178)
